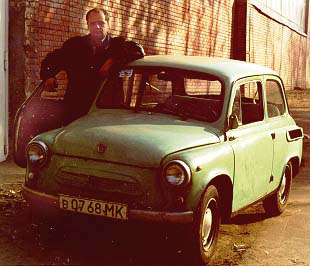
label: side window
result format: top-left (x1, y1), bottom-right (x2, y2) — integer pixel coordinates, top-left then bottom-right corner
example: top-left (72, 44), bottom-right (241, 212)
top-left (232, 81), bottom-right (264, 125)
top-left (232, 88), bottom-right (242, 123)
top-left (266, 80), bottom-right (286, 118)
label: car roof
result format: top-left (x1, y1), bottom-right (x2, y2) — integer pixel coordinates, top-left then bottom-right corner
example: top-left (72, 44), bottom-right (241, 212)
top-left (128, 55), bottom-right (278, 82)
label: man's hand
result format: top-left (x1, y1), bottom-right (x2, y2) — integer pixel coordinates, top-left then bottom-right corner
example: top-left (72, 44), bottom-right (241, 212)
top-left (99, 58), bottom-right (114, 77)
top-left (44, 77), bottom-right (58, 91)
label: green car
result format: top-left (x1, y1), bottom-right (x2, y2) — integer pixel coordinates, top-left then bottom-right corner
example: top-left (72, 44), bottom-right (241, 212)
top-left (14, 55), bottom-right (303, 265)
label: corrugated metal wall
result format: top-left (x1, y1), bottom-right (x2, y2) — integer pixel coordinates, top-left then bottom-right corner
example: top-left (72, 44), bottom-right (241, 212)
top-left (247, 2), bottom-right (308, 90)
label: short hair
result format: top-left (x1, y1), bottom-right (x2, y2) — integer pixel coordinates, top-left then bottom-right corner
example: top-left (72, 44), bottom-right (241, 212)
top-left (86, 8), bottom-right (110, 23)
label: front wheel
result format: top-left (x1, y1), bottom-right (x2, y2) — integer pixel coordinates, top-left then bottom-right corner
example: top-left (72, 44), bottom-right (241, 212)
top-left (263, 161), bottom-right (292, 216)
top-left (187, 185), bottom-right (221, 266)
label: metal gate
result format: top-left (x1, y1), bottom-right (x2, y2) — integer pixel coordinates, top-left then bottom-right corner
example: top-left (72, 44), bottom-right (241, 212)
top-left (0, 0), bottom-right (8, 162)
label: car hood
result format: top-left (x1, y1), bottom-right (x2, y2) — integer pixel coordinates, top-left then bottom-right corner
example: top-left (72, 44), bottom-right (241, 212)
top-left (52, 110), bottom-right (221, 167)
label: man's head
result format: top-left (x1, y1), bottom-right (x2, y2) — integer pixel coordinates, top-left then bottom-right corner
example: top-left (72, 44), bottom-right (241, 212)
top-left (86, 8), bottom-right (109, 40)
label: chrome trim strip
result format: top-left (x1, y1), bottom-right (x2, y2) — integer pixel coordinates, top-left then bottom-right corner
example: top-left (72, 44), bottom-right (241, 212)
top-left (26, 140), bottom-right (49, 167)
top-left (163, 159), bottom-right (192, 186)
top-left (129, 209), bottom-right (193, 224)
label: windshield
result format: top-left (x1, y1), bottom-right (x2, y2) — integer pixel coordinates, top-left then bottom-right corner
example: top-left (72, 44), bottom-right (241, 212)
top-left (96, 67), bottom-right (224, 122)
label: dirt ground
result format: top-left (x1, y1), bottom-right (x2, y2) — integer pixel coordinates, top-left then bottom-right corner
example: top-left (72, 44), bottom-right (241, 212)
top-left (0, 89), bottom-right (309, 266)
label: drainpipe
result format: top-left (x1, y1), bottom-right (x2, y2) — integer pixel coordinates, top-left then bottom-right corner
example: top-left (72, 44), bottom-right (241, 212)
top-left (231, 0), bottom-right (247, 61)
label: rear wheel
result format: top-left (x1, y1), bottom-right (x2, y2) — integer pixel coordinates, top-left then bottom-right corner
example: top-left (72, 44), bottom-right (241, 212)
top-left (187, 185), bottom-right (220, 265)
top-left (263, 161), bottom-right (292, 216)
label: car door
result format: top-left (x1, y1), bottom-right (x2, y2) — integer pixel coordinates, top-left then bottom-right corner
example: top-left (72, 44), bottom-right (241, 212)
top-left (264, 76), bottom-right (300, 193)
top-left (13, 83), bottom-right (66, 167)
top-left (226, 78), bottom-right (273, 212)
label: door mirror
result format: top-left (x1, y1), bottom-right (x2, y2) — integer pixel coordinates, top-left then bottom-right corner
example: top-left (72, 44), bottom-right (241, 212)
top-left (229, 114), bottom-right (241, 129)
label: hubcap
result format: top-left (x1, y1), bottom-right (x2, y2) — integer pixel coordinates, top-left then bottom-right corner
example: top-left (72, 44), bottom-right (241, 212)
top-left (202, 199), bottom-right (215, 251)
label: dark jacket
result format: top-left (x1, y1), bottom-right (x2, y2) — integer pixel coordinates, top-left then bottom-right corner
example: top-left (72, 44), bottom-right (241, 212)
top-left (40, 34), bottom-right (144, 121)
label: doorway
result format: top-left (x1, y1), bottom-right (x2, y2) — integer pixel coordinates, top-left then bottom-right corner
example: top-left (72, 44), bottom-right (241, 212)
top-left (0, 0), bottom-right (8, 162)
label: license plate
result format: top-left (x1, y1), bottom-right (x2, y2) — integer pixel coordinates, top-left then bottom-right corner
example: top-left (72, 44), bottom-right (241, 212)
top-left (59, 195), bottom-right (127, 220)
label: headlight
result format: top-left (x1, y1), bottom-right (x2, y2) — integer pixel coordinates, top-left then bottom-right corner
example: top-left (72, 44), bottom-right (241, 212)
top-left (163, 160), bottom-right (191, 186)
top-left (26, 141), bottom-right (48, 167)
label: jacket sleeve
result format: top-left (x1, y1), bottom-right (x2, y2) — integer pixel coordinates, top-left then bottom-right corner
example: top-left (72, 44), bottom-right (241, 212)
top-left (40, 49), bottom-right (64, 80)
top-left (107, 37), bottom-right (145, 66)
top-left (40, 38), bottom-right (74, 80)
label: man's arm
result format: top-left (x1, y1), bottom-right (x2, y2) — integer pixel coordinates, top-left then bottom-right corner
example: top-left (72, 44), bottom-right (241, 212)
top-left (100, 37), bottom-right (145, 77)
top-left (108, 37), bottom-right (145, 63)
top-left (40, 37), bottom-right (78, 90)
top-left (40, 48), bottom-right (66, 81)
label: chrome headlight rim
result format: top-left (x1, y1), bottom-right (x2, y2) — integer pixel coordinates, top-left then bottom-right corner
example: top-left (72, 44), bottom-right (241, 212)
top-left (162, 160), bottom-right (192, 187)
top-left (26, 141), bottom-right (49, 167)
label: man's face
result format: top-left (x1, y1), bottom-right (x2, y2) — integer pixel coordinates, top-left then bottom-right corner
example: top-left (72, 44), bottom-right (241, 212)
top-left (87, 11), bottom-right (109, 40)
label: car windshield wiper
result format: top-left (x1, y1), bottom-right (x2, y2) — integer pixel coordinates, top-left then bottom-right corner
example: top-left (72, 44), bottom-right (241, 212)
top-left (153, 98), bottom-right (218, 122)
top-left (150, 100), bottom-right (189, 120)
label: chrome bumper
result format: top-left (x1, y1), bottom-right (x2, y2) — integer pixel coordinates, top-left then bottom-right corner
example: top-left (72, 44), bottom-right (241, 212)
top-left (22, 185), bottom-right (194, 224)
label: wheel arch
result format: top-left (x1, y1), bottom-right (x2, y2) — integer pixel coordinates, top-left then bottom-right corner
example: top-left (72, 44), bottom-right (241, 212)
top-left (289, 156), bottom-right (300, 178)
top-left (208, 174), bottom-right (233, 221)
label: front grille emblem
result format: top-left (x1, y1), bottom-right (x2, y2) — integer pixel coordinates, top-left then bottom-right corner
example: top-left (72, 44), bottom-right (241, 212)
top-left (97, 144), bottom-right (106, 153)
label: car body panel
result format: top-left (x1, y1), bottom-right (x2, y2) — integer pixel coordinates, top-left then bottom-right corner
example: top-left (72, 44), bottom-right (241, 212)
top-left (161, 141), bottom-right (235, 212)
top-left (13, 83), bottom-right (66, 167)
top-left (29, 154), bottom-right (168, 210)
top-left (227, 121), bottom-right (273, 211)
top-left (128, 56), bottom-right (277, 83)
top-left (50, 109), bottom-right (220, 167)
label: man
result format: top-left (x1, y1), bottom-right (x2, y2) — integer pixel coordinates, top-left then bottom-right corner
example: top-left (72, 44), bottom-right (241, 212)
top-left (40, 8), bottom-right (144, 123)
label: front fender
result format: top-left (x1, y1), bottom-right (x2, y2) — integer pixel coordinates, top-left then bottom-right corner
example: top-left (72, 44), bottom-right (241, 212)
top-left (161, 141), bottom-right (235, 212)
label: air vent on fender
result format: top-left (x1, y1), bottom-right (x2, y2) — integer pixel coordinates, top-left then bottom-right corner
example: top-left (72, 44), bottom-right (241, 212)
top-left (287, 128), bottom-right (303, 142)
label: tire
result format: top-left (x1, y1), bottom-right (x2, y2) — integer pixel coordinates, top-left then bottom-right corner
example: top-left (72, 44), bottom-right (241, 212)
top-left (188, 185), bottom-right (221, 266)
top-left (263, 161), bottom-right (292, 216)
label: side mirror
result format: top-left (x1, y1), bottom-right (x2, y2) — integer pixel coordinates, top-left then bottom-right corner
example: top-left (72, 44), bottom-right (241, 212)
top-left (229, 114), bottom-right (241, 129)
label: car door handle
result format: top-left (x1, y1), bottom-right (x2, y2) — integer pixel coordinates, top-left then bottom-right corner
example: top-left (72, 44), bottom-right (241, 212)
top-left (271, 133), bottom-right (276, 139)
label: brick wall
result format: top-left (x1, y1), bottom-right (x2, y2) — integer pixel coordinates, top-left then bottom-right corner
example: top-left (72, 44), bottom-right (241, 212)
top-left (12, 0), bottom-right (310, 95)
top-left (8, 0), bottom-right (310, 157)
top-left (23, 0), bottom-right (234, 95)
top-left (9, 0), bottom-right (310, 104)
top-left (21, 0), bottom-right (310, 96)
